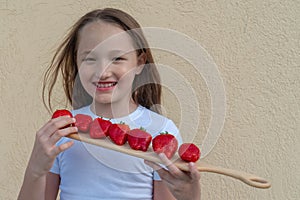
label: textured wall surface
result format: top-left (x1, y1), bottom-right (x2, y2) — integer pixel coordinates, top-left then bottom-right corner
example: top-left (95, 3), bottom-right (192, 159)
top-left (0, 0), bottom-right (299, 199)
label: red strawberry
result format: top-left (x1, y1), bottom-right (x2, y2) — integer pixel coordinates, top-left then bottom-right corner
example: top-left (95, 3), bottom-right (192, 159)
top-left (152, 132), bottom-right (178, 159)
top-left (51, 109), bottom-right (75, 128)
top-left (52, 109), bottom-right (73, 119)
top-left (108, 122), bottom-right (130, 145)
top-left (89, 118), bottom-right (112, 139)
top-left (128, 127), bottom-right (152, 152)
top-left (74, 114), bottom-right (93, 132)
top-left (178, 143), bottom-right (201, 162)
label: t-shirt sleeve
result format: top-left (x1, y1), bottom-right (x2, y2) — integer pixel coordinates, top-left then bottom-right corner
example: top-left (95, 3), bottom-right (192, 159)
top-left (153, 171), bottom-right (161, 181)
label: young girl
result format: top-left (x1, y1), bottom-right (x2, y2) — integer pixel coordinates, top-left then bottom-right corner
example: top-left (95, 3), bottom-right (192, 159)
top-left (18, 8), bottom-right (201, 200)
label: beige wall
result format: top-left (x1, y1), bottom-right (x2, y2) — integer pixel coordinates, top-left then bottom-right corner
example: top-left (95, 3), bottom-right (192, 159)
top-left (1, 0), bottom-right (299, 199)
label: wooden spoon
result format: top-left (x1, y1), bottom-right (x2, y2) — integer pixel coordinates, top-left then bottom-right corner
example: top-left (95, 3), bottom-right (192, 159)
top-left (67, 132), bottom-right (271, 189)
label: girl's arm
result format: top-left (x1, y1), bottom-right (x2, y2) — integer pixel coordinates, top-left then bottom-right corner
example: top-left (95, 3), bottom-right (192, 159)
top-left (146, 153), bottom-right (201, 200)
top-left (18, 169), bottom-right (47, 200)
top-left (18, 116), bottom-right (76, 200)
top-left (45, 172), bottom-right (60, 200)
top-left (18, 172), bottom-right (60, 200)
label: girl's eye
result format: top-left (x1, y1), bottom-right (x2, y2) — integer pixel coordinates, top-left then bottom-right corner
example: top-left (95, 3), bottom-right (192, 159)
top-left (112, 57), bottom-right (125, 62)
top-left (82, 57), bottom-right (96, 62)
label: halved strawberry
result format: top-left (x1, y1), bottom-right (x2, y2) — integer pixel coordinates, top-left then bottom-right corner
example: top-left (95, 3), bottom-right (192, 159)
top-left (74, 114), bottom-right (93, 132)
top-left (178, 143), bottom-right (201, 162)
top-left (108, 122), bottom-right (130, 145)
top-left (89, 118), bottom-right (112, 139)
top-left (152, 132), bottom-right (178, 159)
top-left (128, 127), bottom-right (152, 152)
top-left (51, 109), bottom-right (75, 128)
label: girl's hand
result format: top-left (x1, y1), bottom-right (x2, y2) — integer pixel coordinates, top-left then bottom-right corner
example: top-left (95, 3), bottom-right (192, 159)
top-left (145, 153), bottom-right (201, 200)
top-left (27, 116), bottom-right (77, 178)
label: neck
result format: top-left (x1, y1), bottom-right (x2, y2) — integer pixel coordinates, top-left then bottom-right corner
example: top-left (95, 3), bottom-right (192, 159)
top-left (90, 99), bottom-right (138, 119)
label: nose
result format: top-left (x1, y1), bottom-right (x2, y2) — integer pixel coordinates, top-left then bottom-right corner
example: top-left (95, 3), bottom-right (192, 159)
top-left (95, 61), bottom-right (113, 80)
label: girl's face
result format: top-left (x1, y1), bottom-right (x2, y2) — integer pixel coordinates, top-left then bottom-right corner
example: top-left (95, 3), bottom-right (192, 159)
top-left (76, 21), bottom-right (144, 107)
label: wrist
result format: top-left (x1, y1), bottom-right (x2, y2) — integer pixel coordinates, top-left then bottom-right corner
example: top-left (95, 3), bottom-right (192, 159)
top-left (25, 163), bottom-right (47, 180)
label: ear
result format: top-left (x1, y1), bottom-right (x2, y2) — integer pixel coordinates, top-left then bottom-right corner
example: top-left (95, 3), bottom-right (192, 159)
top-left (136, 53), bottom-right (146, 75)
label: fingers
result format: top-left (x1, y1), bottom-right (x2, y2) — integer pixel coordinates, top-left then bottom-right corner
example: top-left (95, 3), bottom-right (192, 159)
top-left (145, 153), bottom-right (201, 185)
top-left (144, 153), bottom-right (187, 184)
top-left (144, 160), bottom-right (174, 185)
top-left (49, 126), bottom-right (78, 144)
top-left (46, 117), bottom-right (77, 155)
top-left (34, 116), bottom-right (77, 158)
top-left (48, 116), bottom-right (76, 137)
top-left (158, 153), bottom-right (185, 178)
top-left (38, 116), bottom-right (76, 138)
top-left (27, 116), bottom-right (77, 178)
top-left (145, 154), bottom-right (201, 200)
top-left (52, 140), bottom-right (74, 156)
top-left (189, 162), bottom-right (201, 182)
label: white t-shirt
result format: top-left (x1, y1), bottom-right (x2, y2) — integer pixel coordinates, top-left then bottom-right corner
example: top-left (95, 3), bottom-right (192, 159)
top-left (50, 105), bottom-right (182, 200)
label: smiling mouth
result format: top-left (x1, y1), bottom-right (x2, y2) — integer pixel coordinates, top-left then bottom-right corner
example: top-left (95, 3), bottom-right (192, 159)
top-left (94, 82), bottom-right (117, 88)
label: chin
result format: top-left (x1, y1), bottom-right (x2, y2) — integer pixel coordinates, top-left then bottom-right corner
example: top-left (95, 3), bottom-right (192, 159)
top-left (94, 98), bottom-right (112, 105)
top-left (92, 94), bottom-right (112, 104)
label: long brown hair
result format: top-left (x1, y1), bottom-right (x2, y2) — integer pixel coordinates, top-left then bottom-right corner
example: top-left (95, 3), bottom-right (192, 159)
top-left (42, 8), bottom-right (161, 113)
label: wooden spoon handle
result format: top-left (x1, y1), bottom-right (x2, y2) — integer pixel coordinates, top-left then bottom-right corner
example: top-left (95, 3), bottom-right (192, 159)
top-left (174, 161), bottom-right (271, 189)
top-left (67, 133), bottom-right (271, 189)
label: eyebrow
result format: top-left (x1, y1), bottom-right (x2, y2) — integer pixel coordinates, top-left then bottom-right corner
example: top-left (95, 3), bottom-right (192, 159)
top-left (80, 49), bottom-right (129, 57)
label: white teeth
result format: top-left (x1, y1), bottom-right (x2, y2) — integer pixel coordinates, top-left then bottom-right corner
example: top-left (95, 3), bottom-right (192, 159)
top-left (95, 83), bottom-right (116, 88)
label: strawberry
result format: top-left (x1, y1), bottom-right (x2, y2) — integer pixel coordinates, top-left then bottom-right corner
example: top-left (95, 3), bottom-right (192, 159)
top-left (152, 132), bottom-right (178, 159)
top-left (51, 109), bottom-right (75, 128)
top-left (108, 122), bottom-right (130, 145)
top-left (74, 114), bottom-right (93, 132)
top-left (52, 109), bottom-right (73, 119)
top-left (128, 127), bottom-right (152, 152)
top-left (89, 118), bottom-right (112, 139)
top-left (178, 143), bottom-right (201, 162)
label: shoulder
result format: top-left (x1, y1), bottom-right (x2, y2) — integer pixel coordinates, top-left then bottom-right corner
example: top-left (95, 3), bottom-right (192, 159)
top-left (137, 106), bottom-right (171, 121)
top-left (135, 106), bottom-right (180, 139)
top-left (135, 106), bottom-right (172, 125)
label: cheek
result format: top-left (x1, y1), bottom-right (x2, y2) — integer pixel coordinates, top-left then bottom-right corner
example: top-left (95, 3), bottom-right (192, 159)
top-left (78, 66), bottom-right (94, 92)
top-left (78, 64), bottom-right (94, 79)
top-left (117, 66), bottom-right (138, 84)
top-left (78, 67), bottom-right (89, 82)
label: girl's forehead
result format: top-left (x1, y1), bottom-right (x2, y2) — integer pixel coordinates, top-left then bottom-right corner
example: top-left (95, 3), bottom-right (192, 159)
top-left (77, 21), bottom-right (135, 54)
